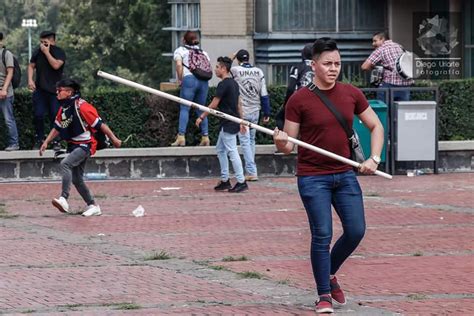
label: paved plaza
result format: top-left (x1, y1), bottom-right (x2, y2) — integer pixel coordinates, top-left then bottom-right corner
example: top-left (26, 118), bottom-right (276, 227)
top-left (0, 173), bottom-right (473, 315)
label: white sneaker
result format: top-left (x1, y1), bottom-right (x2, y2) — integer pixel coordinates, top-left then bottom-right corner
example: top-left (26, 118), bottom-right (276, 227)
top-left (52, 197), bottom-right (70, 213)
top-left (82, 205), bottom-right (102, 217)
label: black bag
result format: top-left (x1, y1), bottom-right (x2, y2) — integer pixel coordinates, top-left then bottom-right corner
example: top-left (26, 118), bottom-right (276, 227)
top-left (2, 48), bottom-right (21, 89)
top-left (307, 83), bottom-right (366, 164)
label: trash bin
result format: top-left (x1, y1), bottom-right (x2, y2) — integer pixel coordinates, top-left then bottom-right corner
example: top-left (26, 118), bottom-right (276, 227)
top-left (395, 101), bottom-right (437, 161)
top-left (353, 99), bottom-right (388, 162)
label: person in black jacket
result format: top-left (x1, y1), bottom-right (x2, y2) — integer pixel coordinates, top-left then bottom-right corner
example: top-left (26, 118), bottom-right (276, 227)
top-left (275, 43), bottom-right (314, 130)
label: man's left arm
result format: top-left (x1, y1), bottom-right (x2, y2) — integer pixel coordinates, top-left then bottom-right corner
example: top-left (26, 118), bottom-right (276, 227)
top-left (41, 44), bottom-right (65, 70)
top-left (358, 106), bottom-right (384, 174)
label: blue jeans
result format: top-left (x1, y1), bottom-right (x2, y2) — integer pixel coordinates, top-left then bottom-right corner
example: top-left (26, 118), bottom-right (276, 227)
top-left (238, 111), bottom-right (259, 176)
top-left (0, 96), bottom-right (19, 146)
top-left (216, 129), bottom-right (245, 183)
top-left (297, 170), bottom-right (366, 296)
top-left (33, 89), bottom-right (60, 142)
top-left (179, 75), bottom-right (209, 135)
top-left (377, 82), bottom-right (410, 102)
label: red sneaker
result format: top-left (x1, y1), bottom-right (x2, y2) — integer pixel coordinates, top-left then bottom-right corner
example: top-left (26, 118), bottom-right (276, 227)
top-left (330, 276), bottom-right (346, 305)
top-left (315, 294), bottom-right (334, 314)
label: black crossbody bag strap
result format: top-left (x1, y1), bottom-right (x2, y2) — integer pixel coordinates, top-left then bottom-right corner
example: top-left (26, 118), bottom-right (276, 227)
top-left (307, 82), bottom-right (354, 140)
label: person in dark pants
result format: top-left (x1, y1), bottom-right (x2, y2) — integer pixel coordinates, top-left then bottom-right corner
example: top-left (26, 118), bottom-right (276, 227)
top-left (274, 38), bottom-right (384, 314)
top-left (195, 57), bottom-right (248, 193)
top-left (39, 79), bottom-right (122, 216)
top-left (28, 30), bottom-right (66, 150)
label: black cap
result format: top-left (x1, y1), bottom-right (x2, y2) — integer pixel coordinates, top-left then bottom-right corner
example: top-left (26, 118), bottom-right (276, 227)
top-left (236, 49), bottom-right (250, 62)
top-left (40, 30), bottom-right (56, 38)
top-left (56, 79), bottom-right (81, 93)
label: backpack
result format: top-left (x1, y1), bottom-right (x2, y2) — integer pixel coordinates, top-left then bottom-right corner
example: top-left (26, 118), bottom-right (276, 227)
top-left (296, 64), bottom-right (314, 90)
top-left (1, 48), bottom-right (21, 89)
top-left (185, 47), bottom-right (212, 81)
top-left (75, 100), bottom-right (110, 150)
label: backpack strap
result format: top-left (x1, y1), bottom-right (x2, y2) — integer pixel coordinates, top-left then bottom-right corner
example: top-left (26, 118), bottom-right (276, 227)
top-left (307, 82), bottom-right (354, 139)
top-left (1, 48), bottom-right (6, 68)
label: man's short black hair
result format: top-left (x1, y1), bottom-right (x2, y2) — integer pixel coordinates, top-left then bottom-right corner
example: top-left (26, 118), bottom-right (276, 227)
top-left (373, 31), bottom-right (389, 40)
top-left (56, 79), bottom-right (81, 93)
top-left (312, 37), bottom-right (339, 59)
top-left (217, 56), bottom-right (232, 72)
top-left (0, 32), bottom-right (3, 41)
top-left (40, 30), bottom-right (56, 40)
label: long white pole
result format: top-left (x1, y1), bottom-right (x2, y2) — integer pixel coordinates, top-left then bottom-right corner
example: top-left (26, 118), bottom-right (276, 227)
top-left (97, 71), bottom-right (392, 180)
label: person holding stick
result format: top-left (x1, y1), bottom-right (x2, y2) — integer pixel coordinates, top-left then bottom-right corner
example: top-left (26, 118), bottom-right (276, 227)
top-left (273, 38), bottom-right (384, 314)
top-left (39, 79), bottom-right (122, 216)
top-left (196, 57), bottom-right (248, 193)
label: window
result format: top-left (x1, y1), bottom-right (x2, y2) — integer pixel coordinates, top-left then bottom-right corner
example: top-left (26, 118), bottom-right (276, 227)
top-left (171, 2), bottom-right (200, 29)
top-left (338, 0), bottom-right (386, 32)
top-left (271, 0), bottom-right (385, 32)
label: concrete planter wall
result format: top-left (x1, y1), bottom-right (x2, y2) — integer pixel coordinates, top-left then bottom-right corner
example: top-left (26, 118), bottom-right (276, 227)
top-left (0, 142), bottom-right (472, 181)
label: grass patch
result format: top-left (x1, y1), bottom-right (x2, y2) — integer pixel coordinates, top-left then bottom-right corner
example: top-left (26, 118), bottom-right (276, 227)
top-left (413, 251), bottom-right (423, 257)
top-left (94, 193), bottom-right (108, 199)
top-left (113, 303), bottom-right (141, 310)
top-left (407, 293), bottom-right (428, 300)
top-left (236, 271), bottom-right (264, 279)
top-left (222, 255), bottom-right (248, 262)
top-left (0, 205), bottom-right (18, 219)
top-left (209, 265), bottom-right (230, 271)
top-left (193, 259), bottom-right (210, 266)
top-left (103, 302), bottom-right (141, 310)
top-left (364, 192), bottom-right (380, 197)
top-left (277, 279), bottom-right (290, 285)
top-left (143, 250), bottom-right (172, 261)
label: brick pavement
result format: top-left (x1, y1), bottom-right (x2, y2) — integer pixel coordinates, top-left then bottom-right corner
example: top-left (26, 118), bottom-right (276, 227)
top-left (0, 173), bottom-right (473, 315)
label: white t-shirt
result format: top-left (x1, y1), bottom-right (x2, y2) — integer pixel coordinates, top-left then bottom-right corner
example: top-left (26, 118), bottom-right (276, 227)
top-left (231, 64), bottom-right (268, 116)
top-left (173, 45), bottom-right (211, 78)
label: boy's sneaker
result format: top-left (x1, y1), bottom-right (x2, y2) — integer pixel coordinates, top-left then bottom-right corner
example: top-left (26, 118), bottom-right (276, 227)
top-left (214, 180), bottom-right (232, 191)
top-left (315, 294), bottom-right (334, 314)
top-left (245, 175), bottom-right (259, 181)
top-left (52, 197), bottom-right (70, 213)
top-left (82, 205), bottom-right (102, 217)
top-left (5, 144), bottom-right (19, 151)
top-left (228, 181), bottom-right (248, 193)
top-left (330, 276), bottom-right (346, 305)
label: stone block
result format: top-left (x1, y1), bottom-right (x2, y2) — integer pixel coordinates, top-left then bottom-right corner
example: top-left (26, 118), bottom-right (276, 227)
top-left (0, 162), bottom-right (16, 179)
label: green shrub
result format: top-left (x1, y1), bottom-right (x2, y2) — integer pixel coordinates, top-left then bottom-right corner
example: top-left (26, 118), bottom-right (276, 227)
top-left (0, 78), bottom-right (472, 149)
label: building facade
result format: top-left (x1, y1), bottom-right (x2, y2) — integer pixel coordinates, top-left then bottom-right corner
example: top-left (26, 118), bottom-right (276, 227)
top-left (165, 0), bottom-right (473, 85)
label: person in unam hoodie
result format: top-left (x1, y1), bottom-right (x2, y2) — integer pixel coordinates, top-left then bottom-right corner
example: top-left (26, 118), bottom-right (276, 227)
top-left (39, 79), bottom-right (122, 216)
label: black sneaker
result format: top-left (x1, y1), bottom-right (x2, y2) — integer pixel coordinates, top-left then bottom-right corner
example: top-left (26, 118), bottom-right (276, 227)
top-left (52, 141), bottom-right (62, 152)
top-left (228, 181), bottom-right (248, 193)
top-left (214, 180), bottom-right (232, 191)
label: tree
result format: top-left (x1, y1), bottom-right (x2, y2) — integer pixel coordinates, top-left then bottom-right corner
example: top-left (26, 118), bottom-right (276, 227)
top-left (59, 0), bottom-right (171, 90)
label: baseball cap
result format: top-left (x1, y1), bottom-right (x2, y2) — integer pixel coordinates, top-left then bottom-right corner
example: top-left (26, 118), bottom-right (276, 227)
top-left (236, 49), bottom-right (250, 62)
